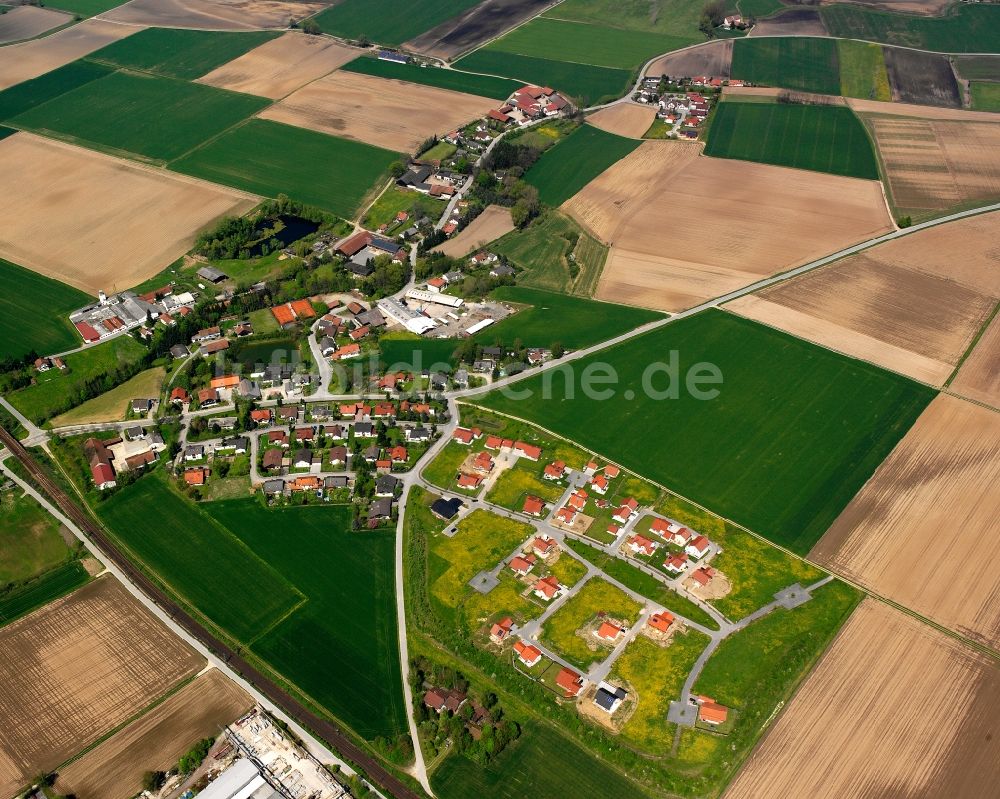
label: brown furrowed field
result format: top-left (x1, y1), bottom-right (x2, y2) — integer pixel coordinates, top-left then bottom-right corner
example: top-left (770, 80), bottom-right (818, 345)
top-left (587, 104), bottom-right (656, 139)
top-left (260, 70), bottom-right (498, 153)
top-left (197, 31), bottom-right (360, 99)
top-left (0, 133), bottom-right (258, 295)
top-left (405, 0), bottom-right (553, 61)
top-left (726, 599), bottom-right (1000, 798)
top-left (434, 205), bottom-right (514, 258)
top-left (748, 8), bottom-right (828, 36)
top-left (811, 395), bottom-right (1000, 649)
top-left (950, 311), bottom-right (1000, 409)
top-left (0, 6), bottom-right (71, 45)
top-left (863, 113), bottom-right (1000, 215)
top-left (725, 211), bottom-right (1000, 385)
top-left (55, 669), bottom-right (252, 799)
top-left (646, 40), bottom-right (732, 79)
top-left (0, 19), bottom-right (140, 90)
top-left (564, 142), bottom-right (891, 312)
top-left (101, 0), bottom-right (329, 29)
top-left (0, 577), bottom-right (202, 797)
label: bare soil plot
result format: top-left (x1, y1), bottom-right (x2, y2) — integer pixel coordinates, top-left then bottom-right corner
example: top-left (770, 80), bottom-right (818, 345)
top-left (950, 311), bottom-right (1000, 409)
top-left (406, 0), bottom-right (555, 61)
top-left (725, 212), bottom-right (1000, 385)
top-left (55, 669), bottom-right (252, 799)
top-left (260, 70), bottom-right (499, 153)
top-left (646, 40), bottom-right (732, 79)
top-left (0, 5), bottom-right (71, 44)
top-left (0, 577), bottom-right (202, 798)
top-left (811, 395), bottom-right (1000, 649)
top-left (434, 205), bottom-right (514, 257)
top-left (864, 114), bottom-right (1000, 214)
top-left (726, 598), bottom-right (1000, 799)
top-left (748, 8), bottom-right (828, 36)
top-left (197, 31), bottom-right (360, 99)
top-left (0, 133), bottom-right (257, 295)
top-left (883, 45), bottom-right (961, 107)
top-left (564, 142), bottom-right (891, 312)
top-left (101, 0), bottom-right (329, 30)
top-left (587, 104), bottom-right (656, 138)
top-left (0, 18), bottom-right (140, 91)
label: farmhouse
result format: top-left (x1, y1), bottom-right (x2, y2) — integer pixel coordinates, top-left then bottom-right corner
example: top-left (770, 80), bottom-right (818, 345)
top-left (84, 438), bottom-right (117, 490)
top-left (514, 640), bottom-right (542, 667)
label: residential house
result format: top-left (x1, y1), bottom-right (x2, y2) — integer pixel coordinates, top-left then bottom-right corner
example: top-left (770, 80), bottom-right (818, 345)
top-left (170, 386), bottom-right (189, 405)
top-left (292, 449), bottom-right (312, 468)
top-left (596, 621), bottom-right (623, 642)
top-left (533, 575), bottom-right (562, 602)
top-left (184, 467), bottom-right (209, 486)
top-left (263, 478), bottom-right (286, 496)
top-left (183, 445), bottom-right (205, 461)
top-left (509, 555), bottom-right (536, 576)
top-left (490, 617), bottom-right (513, 644)
top-left (664, 553), bottom-right (689, 574)
top-left (543, 460), bottom-right (567, 480)
top-left (522, 496), bottom-right (544, 516)
top-left (555, 668), bottom-right (584, 698)
top-left (375, 474), bottom-right (400, 498)
top-left (686, 535), bottom-right (711, 559)
top-left (647, 611), bottom-right (674, 633)
top-left (594, 683), bottom-right (627, 714)
top-left (131, 398), bottom-right (153, 415)
top-left (532, 535), bottom-right (557, 558)
top-left (328, 445), bottom-right (349, 466)
top-left (690, 566), bottom-right (716, 587)
top-left (197, 388), bottom-right (219, 407)
top-left (368, 498), bottom-right (393, 523)
top-left (430, 496), bottom-right (462, 521)
top-left (628, 534), bottom-right (659, 557)
top-left (513, 640), bottom-right (542, 667)
top-left (262, 449), bottom-right (284, 472)
top-left (268, 429), bottom-right (289, 447)
top-left (514, 441), bottom-right (541, 461)
top-left (457, 474), bottom-right (482, 489)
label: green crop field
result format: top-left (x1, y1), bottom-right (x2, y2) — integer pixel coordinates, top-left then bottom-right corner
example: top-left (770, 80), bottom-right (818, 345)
top-left (0, 258), bottom-right (90, 359)
top-left (0, 491), bottom-right (75, 586)
top-left (172, 119), bottom-right (396, 218)
top-left (731, 37), bottom-right (841, 95)
top-left (545, 0), bottom-right (709, 41)
top-left (433, 722), bottom-right (651, 799)
top-left (971, 81), bottom-right (1000, 112)
top-left (379, 334), bottom-right (459, 370)
top-left (524, 124), bottom-right (640, 206)
top-left (477, 287), bottom-right (662, 350)
top-left (705, 101), bottom-right (880, 179)
top-left (0, 561), bottom-right (89, 627)
top-left (455, 50), bottom-right (631, 106)
top-left (954, 55), bottom-right (1000, 81)
top-left (12, 70), bottom-right (269, 163)
top-left (340, 56), bottom-right (522, 101)
top-left (478, 310), bottom-right (934, 554)
top-left (821, 4), bottom-right (1000, 54)
top-left (98, 476), bottom-right (303, 643)
top-left (88, 28), bottom-right (279, 80)
top-left (837, 40), bottom-right (891, 101)
top-left (0, 60), bottom-right (115, 121)
top-left (737, 0), bottom-right (787, 18)
top-left (46, 0), bottom-right (123, 15)
top-left (313, 0), bottom-right (480, 46)
top-left (208, 500), bottom-right (406, 740)
top-left (484, 17), bottom-right (695, 71)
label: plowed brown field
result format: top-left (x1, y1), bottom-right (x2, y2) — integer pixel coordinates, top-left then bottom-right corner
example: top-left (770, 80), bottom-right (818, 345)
top-left (811, 395), bottom-right (1000, 649)
top-left (0, 133), bottom-right (258, 295)
top-left (564, 142), bottom-right (891, 311)
top-left (197, 31), bottom-right (360, 99)
top-left (101, 0), bottom-right (328, 29)
top-left (260, 71), bottom-right (498, 153)
top-left (55, 669), bottom-right (252, 799)
top-left (725, 211), bottom-right (1000, 385)
top-left (0, 5), bottom-right (71, 45)
top-left (0, 18), bottom-right (140, 90)
top-left (726, 599), bottom-right (1000, 798)
top-left (434, 205), bottom-right (514, 257)
top-left (646, 40), bottom-right (732, 79)
top-left (0, 577), bottom-right (202, 798)
top-left (587, 104), bottom-right (656, 138)
top-left (950, 311), bottom-right (1000, 409)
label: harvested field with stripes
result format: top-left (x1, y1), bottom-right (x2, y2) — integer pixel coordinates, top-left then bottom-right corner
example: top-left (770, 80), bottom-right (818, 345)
top-left (101, 0), bottom-right (329, 29)
top-left (0, 6), bottom-right (71, 45)
top-left (950, 312), bottom-right (1000, 409)
top-left (587, 104), bottom-right (656, 138)
top-left (434, 205), bottom-right (514, 258)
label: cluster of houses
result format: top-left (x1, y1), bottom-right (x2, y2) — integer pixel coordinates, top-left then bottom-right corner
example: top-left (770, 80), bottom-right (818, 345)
top-left (488, 86), bottom-right (569, 128)
top-left (657, 91), bottom-right (713, 138)
top-left (398, 161), bottom-right (462, 199)
top-left (70, 286), bottom-right (197, 344)
top-left (271, 298), bottom-right (316, 327)
top-left (85, 427), bottom-right (165, 490)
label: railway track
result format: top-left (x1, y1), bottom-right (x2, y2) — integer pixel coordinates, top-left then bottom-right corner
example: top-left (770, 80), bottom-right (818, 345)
top-left (0, 425), bottom-right (422, 799)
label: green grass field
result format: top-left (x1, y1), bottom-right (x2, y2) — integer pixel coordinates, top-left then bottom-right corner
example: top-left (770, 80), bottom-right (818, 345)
top-left (88, 28), bottom-right (278, 80)
top-left (379, 334), bottom-right (459, 371)
top-left (208, 499), bottom-right (406, 740)
top-left (705, 101), bottom-right (880, 179)
top-left (0, 491), bottom-right (74, 586)
top-left (731, 37), bottom-right (841, 95)
top-left (171, 119), bottom-right (396, 218)
top-left (0, 60), bottom-right (115, 121)
top-left (524, 124), bottom-right (640, 206)
top-left (0, 258), bottom-right (90, 359)
top-left (542, 578), bottom-right (642, 668)
top-left (49, 367), bottom-right (165, 427)
top-left (313, 0), bottom-right (480, 46)
top-left (821, 4), bottom-right (1000, 54)
top-left (340, 56), bottom-right (522, 101)
top-left (46, 0), bottom-right (123, 15)
top-left (432, 721), bottom-right (651, 799)
top-left (737, 0), bottom-right (786, 18)
top-left (971, 81), bottom-right (1000, 111)
top-left (490, 211), bottom-right (608, 295)
top-left (478, 310), bottom-right (934, 554)
top-left (0, 560), bottom-right (89, 626)
top-left (837, 39), bottom-right (891, 101)
top-left (361, 185), bottom-right (442, 230)
top-left (454, 50), bottom-right (631, 106)
top-left (478, 287), bottom-right (662, 350)
top-left (12, 70), bottom-right (269, 163)
top-left (545, 0), bottom-right (709, 40)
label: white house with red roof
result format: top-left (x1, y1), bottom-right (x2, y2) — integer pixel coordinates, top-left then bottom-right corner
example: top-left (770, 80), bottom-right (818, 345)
top-left (514, 640), bottom-right (542, 667)
top-left (533, 575), bottom-right (563, 601)
top-left (664, 552), bottom-right (689, 574)
top-left (509, 554), bottom-right (536, 576)
top-left (686, 535), bottom-right (712, 559)
top-left (628, 534), bottom-right (659, 557)
top-left (531, 535), bottom-right (557, 558)
top-left (490, 617), bottom-right (513, 643)
top-left (543, 460), bottom-right (567, 480)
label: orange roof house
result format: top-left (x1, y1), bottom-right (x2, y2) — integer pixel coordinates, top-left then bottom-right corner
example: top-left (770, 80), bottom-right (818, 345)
top-left (513, 640), bottom-right (542, 667)
top-left (509, 555), bottom-right (536, 575)
top-left (490, 617), bottom-right (513, 642)
top-left (596, 621), bottom-right (622, 641)
top-left (647, 612), bottom-right (674, 633)
top-left (458, 474), bottom-right (482, 489)
top-left (533, 575), bottom-right (561, 601)
top-left (523, 496), bottom-right (544, 516)
top-left (184, 468), bottom-right (208, 486)
top-left (555, 667), bottom-right (584, 697)
top-left (698, 700), bottom-right (729, 725)
top-left (514, 441), bottom-right (541, 460)
top-left (210, 374), bottom-right (240, 389)
top-left (691, 566), bottom-right (716, 587)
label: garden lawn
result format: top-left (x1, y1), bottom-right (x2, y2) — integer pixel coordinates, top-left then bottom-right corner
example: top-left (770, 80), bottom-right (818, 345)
top-left (208, 499), bottom-right (406, 740)
top-left (478, 310), bottom-right (934, 554)
top-left (821, 4), bottom-right (1000, 54)
top-left (50, 367), bottom-right (165, 426)
top-left (361, 185), bottom-right (442, 230)
top-left (485, 460), bottom-right (564, 511)
top-left (731, 37), bottom-right (841, 95)
top-left (455, 50), bottom-right (631, 106)
top-left (423, 441), bottom-right (475, 492)
top-left (98, 476), bottom-right (303, 643)
top-left (838, 39), bottom-right (890, 101)
top-left (341, 56), bottom-right (522, 101)
top-left (549, 553), bottom-right (588, 588)
top-left (478, 287), bottom-right (662, 349)
top-left (0, 258), bottom-right (90, 359)
top-left (0, 560), bottom-right (89, 626)
top-left (313, 0), bottom-right (480, 46)
top-left (704, 100), bottom-right (880, 179)
top-left (0, 60), bottom-right (114, 121)
top-left (541, 577), bottom-right (642, 669)
top-left (971, 81), bottom-right (1000, 112)
top-left (0, 491), bottom-right (74, 586)
top-left (171, 119), bottom-right (396, 218)
top-left (524, 124), bottom-right (640, 206)
top-left (11, 70), bottom-right (269, 163)
top-left (88, 28), bottom-right (279, 80)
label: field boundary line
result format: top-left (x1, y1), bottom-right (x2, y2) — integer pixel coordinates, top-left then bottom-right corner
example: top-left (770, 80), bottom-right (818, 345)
top-left (244, 594), bottom-right (311, 647)
top-left (944, 297), bottom-right (1000, 389)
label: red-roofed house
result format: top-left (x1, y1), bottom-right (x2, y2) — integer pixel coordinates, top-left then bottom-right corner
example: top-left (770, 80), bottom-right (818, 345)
top-left (531, 535), bottom-right (557, 557)
top-left (90, 461), bottom-right (116, 490)
top-left (390, 445), bottom-right (408, 462)
top-left (473, 451), bottom-right (494, 473)
top-left (596, 621), bottom-right (623, 642)
top-left (250, 409), bottom-right (272, 425)
top-left (533, 575), bottom-right (562, 601)
top-left (514, 640), bottom-right (542, 667)
top-left (591, 473), bottom-right (608, 494)
top-left (670, 527), bottom-right (693, 547)
top-left (648, 611), bottom-right (674, 633)
top-left (543, 460), bottom-right (567, 480)
top-left (458, 474), bottom-right (483, 489)
top-left (628, 534), bottom-right (659, 557)
top-left (198, 388), bottom-right (219, 407)
top-left (509, 555), bottom-right (536, 576)
top-left (664, 553), bottom-right (689, 574)
top-left (555, 667), bottom-right (584, 697)
top-left (604, 465), bottom-right (620, 478)
top-left (612, 505), bottom-right (632, 524)
top-left (691, 566), bottom-right (716, 587)
top-left (698, 700), bottom-right (729, 725)
top-left (170, 386), bottom-right (189, 405)
top-left (184, 468), bottom-right (208, 486)
top-left (490, 617), bottom-right (513, 643)
top-left (514, 441), bottom-right (541, 461)
top-left (453, 427), bottom-right (474, 444)
top-left (484, 435), bottom-right (503, 450)
top-left (523, 496), bottom-right (544, 516)
top-left (686, 536), bottom-right (711, 559)
top-left (567, 489), bottom-right (587, 511)
top-left (555, 506), bottom-right (577, 524)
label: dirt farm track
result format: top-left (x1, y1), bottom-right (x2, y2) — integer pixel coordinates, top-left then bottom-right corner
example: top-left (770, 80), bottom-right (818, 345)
top-left (0, 577), bottom-right (203, 797)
